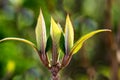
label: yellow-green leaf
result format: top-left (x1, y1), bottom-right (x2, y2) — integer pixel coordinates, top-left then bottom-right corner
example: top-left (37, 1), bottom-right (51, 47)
top-left (35, 9), bottom-right (47, 51)
top-left (50, 17), bottom-right (62, 65)
top-left (57, 23), bottom-right (63, 33)
top-left (65, 15), bottom-right (74, 54)
top-left (50, 17), bottom-right (61, 44)
top-left (70, 29), bottom-right (111, 55)
top-left (0, 37), bottom-right (37, 51)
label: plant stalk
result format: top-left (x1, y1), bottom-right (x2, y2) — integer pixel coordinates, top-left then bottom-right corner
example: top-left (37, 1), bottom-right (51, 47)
top-left (50, 63), bottom-right (61, 80)
top-left (51, 73), bottom-right (59, 80)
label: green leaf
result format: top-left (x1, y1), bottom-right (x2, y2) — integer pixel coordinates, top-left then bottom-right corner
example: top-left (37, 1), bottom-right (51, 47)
top-left (50, 17), bottom-right (62, 44)
top-left (0, 37), bottom-right (37, 51)
top-left (58, 23), bottom-right (65, 54)
top-left (50, 17), bottom-right (62, 65)
top-left (45, 36), bottom-right (52, 52)
top-left (70, 29), bottom-right (111, 55)
top-left (35, 9), bottom-right (47, 51)
top-left (59, 33), bottom-right (65, 54)
top-left (57, 23), bottom-right (63, 33)
top-left (65, 15), bottom-right (74, 54)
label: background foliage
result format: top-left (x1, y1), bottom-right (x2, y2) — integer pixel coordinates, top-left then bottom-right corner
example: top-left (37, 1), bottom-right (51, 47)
top-left (0, 0), bottom-right (120, 80)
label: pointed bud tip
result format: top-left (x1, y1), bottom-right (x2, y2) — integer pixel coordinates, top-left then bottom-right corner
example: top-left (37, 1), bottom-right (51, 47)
top-left (51, 17), bottom-right (54, 21)
top-left (51, 17), bottom-right (56, 24)
top-left (106, 29), bottom-right (112, 32)
top-left (39, 9), bottom-right (43, 16)
top-left (40, 8), bottom-right (42, 12)
top-left (66, 14), bottom-right (70, 20)
top-left (102, 29), bottom-right (112, 32)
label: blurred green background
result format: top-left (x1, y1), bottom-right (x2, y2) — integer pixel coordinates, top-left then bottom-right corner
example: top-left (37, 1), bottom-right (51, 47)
top-left (0, 0), bottom-right (120, 80)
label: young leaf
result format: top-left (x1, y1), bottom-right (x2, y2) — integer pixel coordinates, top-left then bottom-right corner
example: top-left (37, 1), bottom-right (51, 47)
top-left (45, 36), bottom-right (52, 52)
top-left (59, 33), bottom-right (65, 54)
top-left (65, 15), bottom-right (74, 54)
top-left (50, 17), bottom-right (61, 44)
top-left (58, 23), bottom-right (65, 54)
top-left (50, 17), bottom-right (62, 65)
top-left (35, 9), bottom-right (47, 51)
top-left (70, 29), bottom-right (111, 55)
top-left (57, 23), bottom-right (63, 33)
top-left (0, 37), bottom-right (37, 51)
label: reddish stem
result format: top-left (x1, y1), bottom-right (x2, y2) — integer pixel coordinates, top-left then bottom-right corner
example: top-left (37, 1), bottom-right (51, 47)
top-left (50, 63), bottom-right (61, 80)
top-left (51, 73), bottom-right (59, 80)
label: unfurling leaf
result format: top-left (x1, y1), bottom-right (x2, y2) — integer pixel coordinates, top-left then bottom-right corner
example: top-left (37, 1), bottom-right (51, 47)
top-left (65, 15), bottom-right (74, 54)
top-left (45, 36), bottom-right (52, 52)
top-left (50, 17), bottom-right (62, 45)
top-left (57, 23), bottom-right (63, 33)
top-left (35, 9), bottom-right (47, 51)
top-left (70, 29), bottom-right (111, 55)
top-left (58, 23), bottom-right (65, 53)
top-left (59, 33), bottom-right (65, 54)
top-left (0, 37), bottom-right (37, 51)
top-left (50, 17), bottom-right (62, 65)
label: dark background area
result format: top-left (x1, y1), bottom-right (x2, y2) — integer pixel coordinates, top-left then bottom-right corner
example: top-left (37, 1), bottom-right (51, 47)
top-left (0, 0), bottom-right (120, 80)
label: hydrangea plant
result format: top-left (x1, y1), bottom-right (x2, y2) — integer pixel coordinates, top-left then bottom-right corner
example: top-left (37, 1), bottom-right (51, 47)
top-left (0, 10), bottom-right (111, 80)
